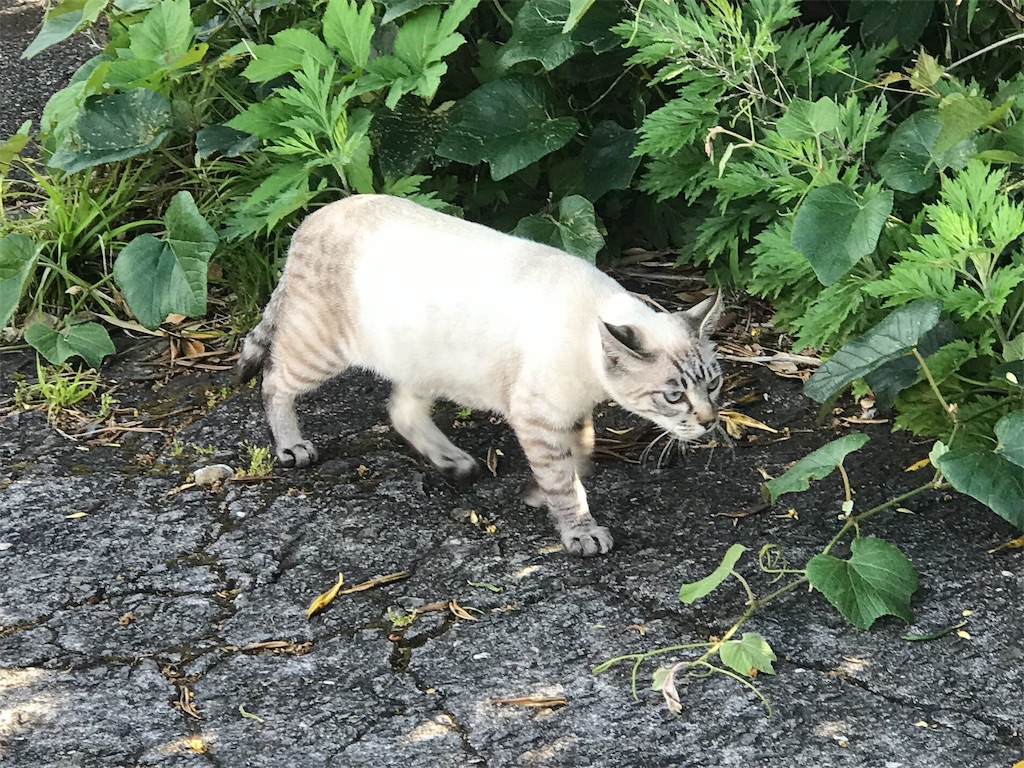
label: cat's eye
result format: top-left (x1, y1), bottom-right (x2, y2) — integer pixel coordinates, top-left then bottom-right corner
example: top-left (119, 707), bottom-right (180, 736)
top-left (707, 375), bottom-right (723, 392)
top-left (664, 389), bottom-right (687, 404)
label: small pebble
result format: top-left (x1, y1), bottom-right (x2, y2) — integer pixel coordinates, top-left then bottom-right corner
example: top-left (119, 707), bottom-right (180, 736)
top-left (193, 464), bottom-right (234, 486)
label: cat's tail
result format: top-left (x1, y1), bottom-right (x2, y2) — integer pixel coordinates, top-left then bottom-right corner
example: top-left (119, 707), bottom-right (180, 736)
top-left (235, 283), bottom-right (285, 385)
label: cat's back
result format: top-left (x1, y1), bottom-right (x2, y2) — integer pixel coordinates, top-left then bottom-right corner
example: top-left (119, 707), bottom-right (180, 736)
top-left (291, 194), bottom-right (614, 300)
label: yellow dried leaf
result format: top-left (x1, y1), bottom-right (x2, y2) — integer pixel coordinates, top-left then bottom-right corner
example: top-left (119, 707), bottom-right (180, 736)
top-left (306, 572), bottom-right (344, 619)
top-left (186, 737), bottom-right (207, 754)
top-left (495, 695), bottom-right (568, 708)
top-left (65, 512), bottom-right (89, 519)
top-left (604, 427), bottom-right (633, 435)
top-left (338, 570), bottom-right (410, 595)
top-left (1012, 761), bottom-right (1024, 768)
top-left (449, 599), bottom-right (481, 621)
top-left (165, 313), bottom-right (187, 325)
top-left (626, 624), bottom-right (647, 636)
top-left (486, 447), bottom-right (502, 477)
top-left (955, 630), bottom-right (971, 639)
top-left (961, 609), bottom-right (975, 617)
top-left (118, 612), bottom-right (136, 626)
top-left (987, 534), bottom-right (1024, 554)
top-left (719, 410), bottom-right (779, 434)
top-left (904, 458), bottom-right (931, 472)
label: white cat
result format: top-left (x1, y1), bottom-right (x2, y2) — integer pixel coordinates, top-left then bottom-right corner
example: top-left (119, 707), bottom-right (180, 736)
top-left (238, 195), bottom-right (723, 556)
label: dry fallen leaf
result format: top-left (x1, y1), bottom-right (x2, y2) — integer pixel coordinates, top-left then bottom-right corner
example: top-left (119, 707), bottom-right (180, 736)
top-left (306, 572), bottom-right (344, 619)
top-left (185, 736), bottom-right (207, 754)
top-left (449, 598), bottom-right (481, 621)
top-left (118, 612), bottom-right (136, 626)
top-left (65, 512), bottom-right (89, 519)
top-left (486, 447), bottom-right (503, 477)
top-left (177, 686), bottom-right (201, 719)
top-left (626, 624), bottom-right (647, 636)
top-left (988, 534), bottom-right (1024, 554)
top-left (495, 695), bottom-right (568, 708)
top-left (338, 570), bottom-right (410, 595)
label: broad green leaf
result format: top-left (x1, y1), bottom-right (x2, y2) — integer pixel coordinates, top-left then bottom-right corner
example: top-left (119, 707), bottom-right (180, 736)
top-left (878, 111), bottom-right (975, 194)
top-left (804, 300), bottom-right (943, 403)
top-left (380, 0), bottom-right (444, 24)
top-left (323, 0), bottom-right (374, 70)
top-left (113, 192), bottom-right (218, 329)
top-left (677, 543), bottom-right (746, 605)
top-left (563, 0), bottom-right (596, 32)
top-left (374, 101), bottom-right (451, 178)
top-left (48, 89), bottom-right (172, 173)
top-left (761, 434), bottom-right (869, 503)
top-left (128, 0), bottom-right (193, 67)
top-left (849, 0), bottom-right (933, 49)
top-left (194, 125), bottom-right (258, 158)
top-left (1, 123), bottom-right (31, 176)
top-left (436, 75), bottom-right (579, 180)
top-left (863, 322), bottom-right (962, 407)
top-left (22, 0), bottom-right (107, 60)
top-left (791, 184), bottom-right (893, 285)
top-left (241, 28), bottom-right (333, 83)
top-left (776, 97), bottom-right (840, 141)
top-left (0, 234), bottom-right (41, 329)
top-left (24, 321), bottom-right (115, 368)
top-left (580, 120), bottom-right (640, 201)
top-left (719, 633), bottom-right (777, 676)
top-left (500, 0), bottom-right (581, 71)
top-left (806, 537), bottom-right (919, 630)
top-left (995, 411), bottom-right (1024, 469)
top-left (513, 195), bottom-right (605, 262)
top-left (936, 447), bottom-right (1024, 529)
top-left (934, 95), bottom-right (1013, 156)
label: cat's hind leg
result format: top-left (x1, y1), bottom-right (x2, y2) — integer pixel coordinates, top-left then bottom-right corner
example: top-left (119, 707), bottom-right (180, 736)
top-left (261, 350), bottom-right (348, 468)
top-left (388, 386), bottom-right (479, 481)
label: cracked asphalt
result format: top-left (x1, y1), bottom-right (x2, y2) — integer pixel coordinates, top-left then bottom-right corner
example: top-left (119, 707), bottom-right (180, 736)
top-left (1, 3), bottom-right (1022, 766)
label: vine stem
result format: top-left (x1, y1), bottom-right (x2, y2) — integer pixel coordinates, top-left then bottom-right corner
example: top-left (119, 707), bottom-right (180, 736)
top-left (821, 479), bottom-right (946, 556)
top-left (946, 31), bottom-right (1024, 71)
top-left (911, 347), bottom-right (959, 429)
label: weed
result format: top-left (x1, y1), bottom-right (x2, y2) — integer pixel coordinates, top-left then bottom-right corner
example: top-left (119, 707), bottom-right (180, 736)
top-left (14, 359), bottom-right (100, 423)
top-left (244, 443), bottom-right (274, 477)
top-left (386, 607), bottom-right (418, 630)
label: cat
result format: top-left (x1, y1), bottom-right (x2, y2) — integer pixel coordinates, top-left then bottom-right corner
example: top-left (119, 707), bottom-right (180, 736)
top-left (237, 195), bottom-right (723, 556)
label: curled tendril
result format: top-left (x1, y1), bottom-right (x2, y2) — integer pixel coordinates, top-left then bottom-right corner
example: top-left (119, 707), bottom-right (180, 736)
top-left (758, 543), bottom-right (789, 582)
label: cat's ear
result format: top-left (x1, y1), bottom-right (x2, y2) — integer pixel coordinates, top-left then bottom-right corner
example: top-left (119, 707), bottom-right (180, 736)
top-left (679, 291), bottom-right (723, 337)
top-left (600, 322), bottom-right (649, 364)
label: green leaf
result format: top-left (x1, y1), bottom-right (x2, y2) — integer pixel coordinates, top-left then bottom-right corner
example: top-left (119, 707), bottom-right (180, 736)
top-left (761, 434), bottom-right (869, 503)
top-left (563, 0), bottom-right (596, 32)
top-left (380, 0), bottom-right (444, 24)
top-left (579, 120), bottom-right (640, 201)
top-left (807, 538), bottom-right (918, 630)
top-left (436, 75), bottom-right (579, 180)
top-left (22, 0), bottom-right (107, 60)
top-left (241, 28), bottom-right (334, 83)
top-left (128, 0), bottom-right (193, 68)
top-left (995, 411), bottom-right (1024, 469)
top-left (776, 97), bottom-right (840, 141)
top-left (24, 321), bottom-right (115, 368)
top-left (804, 300), bottom-right (943, 403)
top-left (878, 111), bottom-right (975, 194)
top-left (113, 192), bottom-right (218, 329)
top-left (849, 0), bottom-right (933, 49)
top-left (677, 543), bottom-right (746, 605)
top-left (0, 234), bottom-right (41, 329)
top-left (934, 447), bottom-right (1024, 529)
top-left (718, 633), bottom-right (777, 676)
top-left (499, 0), bottom-right (580, 71)
top-left (934, 95), bottom-right (1013, 156)
top-left (512, 195), bottom-right (605, 262)
top-left (323, 0), bottom-right (374, 70)
top-left (791, 184), bottom-right (893, 285)
top-left (48, 89), bottom-right (172, 173)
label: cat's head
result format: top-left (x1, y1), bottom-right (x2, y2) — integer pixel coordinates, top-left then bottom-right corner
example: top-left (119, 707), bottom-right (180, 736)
top-left (598, 292), bottom-right (723, 442)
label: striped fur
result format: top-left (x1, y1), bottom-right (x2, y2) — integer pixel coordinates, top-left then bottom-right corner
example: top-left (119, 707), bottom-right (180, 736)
top-left (237, 195), bottom-right (723, 556)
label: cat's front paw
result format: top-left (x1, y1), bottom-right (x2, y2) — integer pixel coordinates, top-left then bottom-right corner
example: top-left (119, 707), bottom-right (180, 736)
top-left (276, 441), bottom-right (318, 468)
top-left (560, 524), bottom-right (614, 557)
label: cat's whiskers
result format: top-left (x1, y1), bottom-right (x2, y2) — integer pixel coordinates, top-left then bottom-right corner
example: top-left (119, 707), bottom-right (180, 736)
top-left (640, 429), bottom-right (672, 467)
top-left (657, 434), bottom-right (678, 469)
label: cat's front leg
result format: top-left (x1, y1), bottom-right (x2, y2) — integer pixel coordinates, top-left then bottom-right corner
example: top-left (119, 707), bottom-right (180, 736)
top-left (510, 413), bottom-right (613, 556)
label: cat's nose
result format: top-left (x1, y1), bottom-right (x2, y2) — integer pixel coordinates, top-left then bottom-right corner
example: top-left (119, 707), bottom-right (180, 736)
top-left (697, 407), bottom-right (719, 429)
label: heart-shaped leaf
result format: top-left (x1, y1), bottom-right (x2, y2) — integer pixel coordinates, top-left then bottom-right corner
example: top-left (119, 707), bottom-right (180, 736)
top-left (934, 441), bottom-right (1024, 530)
top-left (719, 632), bottom-right (776, 676)
top-left (513, 195), bottom-right (605, 262)
top-left (807, 537), bottom-right (919, 630)
top-left (24, 321), bottom-right (115, 368)
top-left (791, 184), bottom-right (893, 285)
top-left (995, 410), bottom-right (1024, 470)
top-left (114, 192), bottom-right (218, 329)
top-left (436, 75), bottom-right (579, 180)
